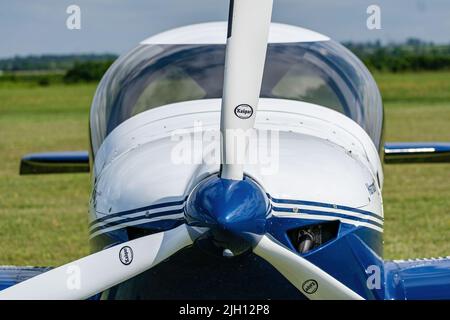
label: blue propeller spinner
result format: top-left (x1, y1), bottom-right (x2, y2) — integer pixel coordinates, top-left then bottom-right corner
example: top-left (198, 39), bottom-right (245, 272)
top-left (185, 175), bottom-right (270, 256)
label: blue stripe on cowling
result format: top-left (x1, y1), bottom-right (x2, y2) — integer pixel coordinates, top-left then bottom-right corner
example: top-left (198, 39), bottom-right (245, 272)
top-left (89, 194), bottom-right (382, 236)
top-left (89, 197), bottom-right (187, 227)
top-left (89, 208), bottom-right (185, 234)
top-left (268, 195), bottom-right (383, 221)
top-left (89, 218), bottom-right (185, 239)
top-left (271, 207), bottom-right (383, 229)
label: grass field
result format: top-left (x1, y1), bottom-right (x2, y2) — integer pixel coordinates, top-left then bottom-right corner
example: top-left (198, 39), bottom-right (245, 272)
top-left (0, 72), bottom-right (449, 266)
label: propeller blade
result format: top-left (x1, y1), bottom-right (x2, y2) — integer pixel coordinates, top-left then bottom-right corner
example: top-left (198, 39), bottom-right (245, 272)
top-left (0, 224), bottom-right (200, 300)
top-left (220, 0), bottom-right (273, 180)
top-left (253, 235), bottom-right (365, 300)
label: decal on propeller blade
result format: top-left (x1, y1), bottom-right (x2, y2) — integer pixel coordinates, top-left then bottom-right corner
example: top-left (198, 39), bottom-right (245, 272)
top-left (302, 279), bottom-right (318, 294)
top-left (119, 246), bottom-right (133, 265)
top-left (234, 104), bottom-right (254, 119)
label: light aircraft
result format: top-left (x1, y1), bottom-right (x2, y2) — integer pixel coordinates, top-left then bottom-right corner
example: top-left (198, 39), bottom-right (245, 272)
top-left (1, 0), bottom-right (450, 300)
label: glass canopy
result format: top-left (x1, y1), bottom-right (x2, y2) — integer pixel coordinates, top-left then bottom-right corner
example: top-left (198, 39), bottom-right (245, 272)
top-left (90, 40), bottom-right (383, 153)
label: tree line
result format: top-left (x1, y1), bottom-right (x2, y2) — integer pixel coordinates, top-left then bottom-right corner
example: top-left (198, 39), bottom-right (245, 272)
top-left (344, 39), bottom-right (450, 72)
top-left (0, 54), bottom-right (117, 84)
top-left (0, 54), bottom-right (117, 72)
top-left (1, 39), bottom-right (450, 85)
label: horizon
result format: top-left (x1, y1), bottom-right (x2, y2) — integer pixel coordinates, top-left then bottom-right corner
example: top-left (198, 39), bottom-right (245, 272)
top-left (2, 37), bottom-right (449, 61)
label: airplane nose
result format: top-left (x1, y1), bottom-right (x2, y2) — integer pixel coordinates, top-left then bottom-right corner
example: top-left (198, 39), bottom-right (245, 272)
top-left (185, 174), bottom-right (269, 256)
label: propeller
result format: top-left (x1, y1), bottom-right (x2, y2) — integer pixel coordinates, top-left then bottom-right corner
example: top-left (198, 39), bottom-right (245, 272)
top-left (253, 235), bottom-right (364, 300)
top-left (198, 0), bottom-right (365, 300)
top-left (0, 224), bottom-right (203, 300)
top-left (220, 0), bottom-right (273, 180)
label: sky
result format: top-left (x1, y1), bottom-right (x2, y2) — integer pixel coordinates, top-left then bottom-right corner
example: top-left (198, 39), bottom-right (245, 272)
top-left (0, 0), bottom-right (449, 58)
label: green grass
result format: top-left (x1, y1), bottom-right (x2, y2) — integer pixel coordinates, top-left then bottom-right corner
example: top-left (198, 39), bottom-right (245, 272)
top-left (0, 83), bottom-right (94, 266)
top-left (0, 72), bottom-right (449, 266)
top-left (376, 72), bottom-right (450, 259)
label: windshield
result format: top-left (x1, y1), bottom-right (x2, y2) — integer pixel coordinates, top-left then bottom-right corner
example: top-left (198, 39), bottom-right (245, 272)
top-left (90, 41), bottom-right (383, 153)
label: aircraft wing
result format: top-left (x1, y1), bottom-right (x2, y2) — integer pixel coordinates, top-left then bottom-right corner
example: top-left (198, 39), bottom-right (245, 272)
top-left (0, 266), bottom-right (52, 292)
top-left (20, 151), bottom-right (90, 174)
top-left (0, 266), bottom-right (101, 299)
top-left (384, 257), bottom-right (450, 299)
top-left (384, 142), bottom-right (450, 164)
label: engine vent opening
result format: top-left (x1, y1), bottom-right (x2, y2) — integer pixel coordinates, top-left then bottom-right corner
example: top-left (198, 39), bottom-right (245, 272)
top-left (126, 227), bottom-right (160, 240)
top-left (287, 221), bottom-right (340, 254)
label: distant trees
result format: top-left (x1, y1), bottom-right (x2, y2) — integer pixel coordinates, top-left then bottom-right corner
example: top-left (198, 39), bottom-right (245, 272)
top-left (63, 60), bottom-right (115, 83)
top-left (344, 38), bottom-right (450, 72)
top-left (0, 54), bottom-right (117, 72)
top-left (0, 54), bottom-right (117, 84)
top-left (1, 40), bottom-right (450, 84)
top-left (0, 55), bottom-right (116, 85)
top-left (0, 72), bottom-right (64, 86)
